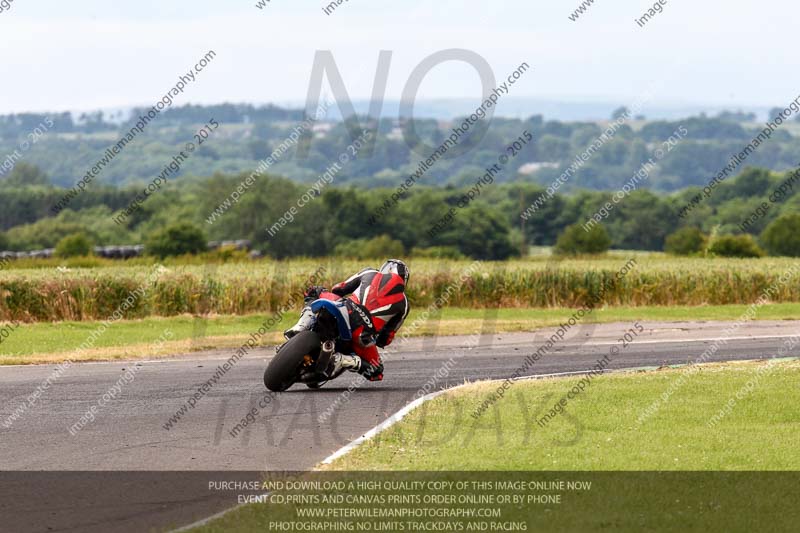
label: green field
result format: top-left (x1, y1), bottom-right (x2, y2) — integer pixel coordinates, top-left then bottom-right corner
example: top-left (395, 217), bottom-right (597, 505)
top-left (2, 255), bottom-right (799, 363)
top-left (327, 359), bottom-right (800, 470)
top-left (187, 360), bottom-right (800, 533)
top-left (1, 257), bottom-right (799, 323)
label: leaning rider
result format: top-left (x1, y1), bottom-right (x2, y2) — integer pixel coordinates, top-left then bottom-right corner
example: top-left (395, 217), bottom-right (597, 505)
top-left (284, 259), bottom-right (410, 381)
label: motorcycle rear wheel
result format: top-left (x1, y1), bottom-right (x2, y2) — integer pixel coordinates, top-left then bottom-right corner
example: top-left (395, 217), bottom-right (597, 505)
top-left (305, 365), bottom-right (348, 389)
top-left (264, 330), bottom-right (321, 392)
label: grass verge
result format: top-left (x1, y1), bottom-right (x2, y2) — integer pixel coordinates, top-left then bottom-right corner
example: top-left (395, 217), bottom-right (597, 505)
top-left (2, 303), bottom-right (800, 364)
top-left (187, 360), bottom-right (800, 533)
top-left (327, 359), bottom-right (800, 470)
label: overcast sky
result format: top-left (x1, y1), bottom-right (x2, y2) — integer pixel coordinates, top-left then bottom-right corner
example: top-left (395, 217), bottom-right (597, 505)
top-left (2, 0), bottom-right (798, 115)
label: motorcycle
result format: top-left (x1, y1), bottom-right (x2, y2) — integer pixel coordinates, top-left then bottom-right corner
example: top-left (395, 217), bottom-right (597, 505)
top-left (263, 293), bottom-right (370, 392)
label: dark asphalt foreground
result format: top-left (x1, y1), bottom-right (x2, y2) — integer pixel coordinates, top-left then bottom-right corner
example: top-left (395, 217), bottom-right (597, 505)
top-left (0, 319), bottom-right (798, 532)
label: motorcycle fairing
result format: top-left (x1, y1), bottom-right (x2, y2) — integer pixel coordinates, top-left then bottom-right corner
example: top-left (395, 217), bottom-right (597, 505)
top-left (309, 298), bottom-right (352, 341)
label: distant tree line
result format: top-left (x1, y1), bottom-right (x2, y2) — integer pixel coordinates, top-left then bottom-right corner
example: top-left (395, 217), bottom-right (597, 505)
top-left (2, 163), bottom-right (800, 260)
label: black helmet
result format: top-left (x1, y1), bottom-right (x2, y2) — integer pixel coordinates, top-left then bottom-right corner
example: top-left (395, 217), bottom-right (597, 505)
top-left (379, 259), bottom-right (409, 285)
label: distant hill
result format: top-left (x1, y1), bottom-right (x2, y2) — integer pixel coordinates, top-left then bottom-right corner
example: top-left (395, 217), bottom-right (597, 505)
top-left (334, 98), bottom-right (776, 122)
top-left (1, 103), bottom-right (799, 192)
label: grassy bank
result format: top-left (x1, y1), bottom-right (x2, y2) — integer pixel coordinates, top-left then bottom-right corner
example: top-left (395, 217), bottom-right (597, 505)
top-left (328, 359), bottom-right (800, 470)
top-left (188, 360), bottom-right (800, 533)
top-left (2, 303), bottom-right (799, 364)
top-left (1, 257), bottom-right (799, 322)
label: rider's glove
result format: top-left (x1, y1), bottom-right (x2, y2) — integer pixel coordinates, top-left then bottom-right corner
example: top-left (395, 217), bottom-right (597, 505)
top-left (358, 360), bottom-right (384, 380)
top-left (376, 330), bottom-right (395, 348)
top-left (330, 283), bottom-right (348, 297)
top-left (303, 286), bottom-right (327, 303)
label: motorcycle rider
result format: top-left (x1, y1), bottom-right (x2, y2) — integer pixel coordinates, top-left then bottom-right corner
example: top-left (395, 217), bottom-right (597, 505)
top-left (284, 259), bottom-right (410, 381)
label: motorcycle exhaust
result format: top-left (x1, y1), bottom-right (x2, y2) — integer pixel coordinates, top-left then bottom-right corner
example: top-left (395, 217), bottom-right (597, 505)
top-left (321, 340), bottom-right (335, 356)
top-left (315, 340), bottom-right (337, 376)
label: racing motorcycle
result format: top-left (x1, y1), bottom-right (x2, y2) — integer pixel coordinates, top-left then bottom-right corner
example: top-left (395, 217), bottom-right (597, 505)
top-left (263, 293), bottom-right (374, 392)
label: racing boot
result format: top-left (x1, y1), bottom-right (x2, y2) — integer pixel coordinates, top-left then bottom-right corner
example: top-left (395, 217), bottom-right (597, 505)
top-left (283, 306), bottom-right (315, 339)
top-left (331, 353), bottom-right (362, 374)
top-left (331, 354), bottom-right (383, 381)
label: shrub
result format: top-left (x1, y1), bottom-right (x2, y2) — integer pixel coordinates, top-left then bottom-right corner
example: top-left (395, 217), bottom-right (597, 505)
top-left (554, 223), bottom-right (611, 255)
top-left (761, 214), bottom-right (800, 257)
top-left (708, 234), bottom-right (764, 258)
top-left (664, 227), bottom-right (707, 255)
top-left (2, 162), bottom-right (50, 187)
top-left (145, 223), bottom-right (207, 258)
top-left (205, 245), bottom-right (251, 263)
top-left (448, 206), bottom-right (517, 260)
top-left (55, 233), bottom-right (92, 258)
top-left (333, 235), bottom-right (405, 260)
top-left (410, 246), bottom-right (465, 259)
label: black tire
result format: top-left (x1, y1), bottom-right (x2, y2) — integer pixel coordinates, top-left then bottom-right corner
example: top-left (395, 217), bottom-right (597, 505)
top-left (306, 366), bottom-right (348, 389)
top-left (264, 331), bottom-right (321, 392)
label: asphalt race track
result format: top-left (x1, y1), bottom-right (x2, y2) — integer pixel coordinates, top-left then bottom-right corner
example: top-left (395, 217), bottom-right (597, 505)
top-left (1, 320), bottom-right (798, 532)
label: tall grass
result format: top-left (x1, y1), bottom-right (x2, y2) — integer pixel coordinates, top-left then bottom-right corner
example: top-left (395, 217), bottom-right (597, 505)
top-left (0, 258), bottom-right (798, 322)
